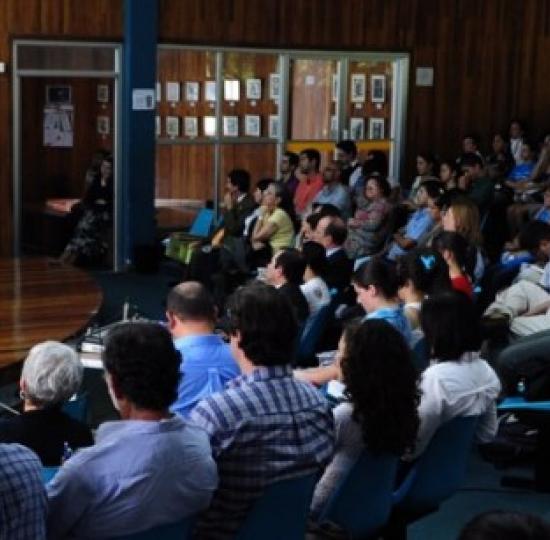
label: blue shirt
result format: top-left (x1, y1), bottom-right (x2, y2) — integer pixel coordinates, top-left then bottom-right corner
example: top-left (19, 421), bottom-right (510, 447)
top-left (190, 365), bottom-right (335, 539)
top-left (535, 207), bottom-right (550, 224)
top-left (364, 306), bottom-right (413, 347)
top-left (171, 334), bottom-right (239, 417)
top-left (47, 416), bottom-right (218, 539)
top-left (387, 207), bottom-right (434, 261)
top-left (0, 444), bottom-right (47, 540)
top-left (313, 183), bottom-right (351, 218)
top-left (508, 162), bottom-right (535, 181)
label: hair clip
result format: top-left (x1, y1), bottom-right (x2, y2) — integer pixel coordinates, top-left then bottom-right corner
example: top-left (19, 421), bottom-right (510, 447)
top-left (420, 254), bottom-right (436, 270)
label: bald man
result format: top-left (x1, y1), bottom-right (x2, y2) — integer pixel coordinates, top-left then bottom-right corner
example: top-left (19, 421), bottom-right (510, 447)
top-left (166, 282), bottom-right (239, 416)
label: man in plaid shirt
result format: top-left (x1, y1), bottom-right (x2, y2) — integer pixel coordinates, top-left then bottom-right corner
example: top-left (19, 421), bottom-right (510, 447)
top-left (0, 443), bottom-right (47, 540)
top-left (190, 282), bottom-right (335, 539)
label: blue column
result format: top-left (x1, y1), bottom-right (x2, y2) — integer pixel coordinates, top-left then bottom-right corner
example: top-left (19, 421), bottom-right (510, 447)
top-left (120, 0), bottom-right (158, 268)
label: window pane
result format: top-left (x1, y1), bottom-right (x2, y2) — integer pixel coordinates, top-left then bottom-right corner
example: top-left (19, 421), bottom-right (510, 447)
top-left (290, 58), bottom-right (337, 140)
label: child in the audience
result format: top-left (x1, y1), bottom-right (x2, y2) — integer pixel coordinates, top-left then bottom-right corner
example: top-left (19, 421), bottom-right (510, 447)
top-left (433, 231), bottom-right (476, 298)
top-left (396, 248), bottom-right (451, 330)
top-left (310, 319), bottom-right (419, 516)
top-left (411, 291), bottom-right (501, 458)
top-left (300, 241), bottom-right (331, 316)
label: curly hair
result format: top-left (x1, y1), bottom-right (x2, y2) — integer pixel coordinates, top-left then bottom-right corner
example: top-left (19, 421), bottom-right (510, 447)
top-left (396, 247), bottom-right (451, 296)
top-left (340, 319), bottom-right (420, 455)
top-left (103, 322), bottom-right (181, 411)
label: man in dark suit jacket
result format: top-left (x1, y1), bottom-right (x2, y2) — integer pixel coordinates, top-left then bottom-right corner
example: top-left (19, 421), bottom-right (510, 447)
top-left (264, 248), bottom-right (309, 325)
top-left (222, 169), bottom-right (256, 242)
top-left (315, 216), bottom-right (353, 294)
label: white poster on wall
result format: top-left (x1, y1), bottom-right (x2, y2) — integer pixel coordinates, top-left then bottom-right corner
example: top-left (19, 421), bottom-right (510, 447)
top-left (43, 105), bottom-right (74, 147)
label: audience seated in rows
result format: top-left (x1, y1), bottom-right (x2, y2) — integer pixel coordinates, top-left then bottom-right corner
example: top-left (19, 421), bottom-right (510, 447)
top-left (0, 443), bottom-right (47, 539)
top-left (47, 322), bottom-right (217, 539)
top-left (189, 283), bottom-right (334, 538)
top-left (0, 341), bottom-right (93, 466)
top-left (312, 160), bottom-right (351, 219)
top-left (166, 281), bottom-right (239, 417)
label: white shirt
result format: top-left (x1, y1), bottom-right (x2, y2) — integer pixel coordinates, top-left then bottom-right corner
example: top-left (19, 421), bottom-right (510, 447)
top-left (412, 352), bottom-right (501, 458)
top-left (300, 277), bottom-right (331, 315)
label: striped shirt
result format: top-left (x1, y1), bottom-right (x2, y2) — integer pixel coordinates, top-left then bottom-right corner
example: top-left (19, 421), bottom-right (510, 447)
top-left (189, 365), bottom-right (335, 539)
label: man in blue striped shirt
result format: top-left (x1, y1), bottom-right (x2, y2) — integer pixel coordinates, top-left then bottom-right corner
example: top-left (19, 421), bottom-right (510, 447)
top-left (190, 283), bottom-right (335, 539)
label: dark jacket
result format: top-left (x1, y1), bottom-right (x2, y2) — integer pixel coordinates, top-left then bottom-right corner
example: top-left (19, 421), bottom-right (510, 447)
top-left (0, 407), bottom-right (94, 466)
top-left (278, 282), bottom-right (309, 325)
top-left (223, 194), bottom-right (256, 238)
top-left (325, 248), bottom-right (354, 293)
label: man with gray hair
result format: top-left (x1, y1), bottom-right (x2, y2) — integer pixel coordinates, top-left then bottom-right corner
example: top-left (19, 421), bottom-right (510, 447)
top-left (166, 281), bottom-right (238, 417)
top-left (0, 341), bottom-right (93, 465)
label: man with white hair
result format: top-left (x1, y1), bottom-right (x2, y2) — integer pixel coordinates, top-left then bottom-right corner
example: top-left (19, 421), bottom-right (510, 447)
top-left (0, 341), bottom-right (93, 465)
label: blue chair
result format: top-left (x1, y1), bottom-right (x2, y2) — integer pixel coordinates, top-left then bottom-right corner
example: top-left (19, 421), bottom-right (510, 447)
top-left (497, 397), bottom-right (550, 491)
top-left (296, 299), bottom-right (337, 367)
top-left (61, 393), bottom-right (89, 423)
top-left (188, 208), bottom-right (215, 238)
top-left (235, 473), bottom-right (318, 540)
top-left (108, 518), bottom-right (192, 540)
top-left (316, 450), bottom-right (399, 538)
top-left (42, 466), bottom-right (59, 484)
top-left (383, 416), bottom-right (478, 539)
top-left (393, 416), bottom-right (478, 512)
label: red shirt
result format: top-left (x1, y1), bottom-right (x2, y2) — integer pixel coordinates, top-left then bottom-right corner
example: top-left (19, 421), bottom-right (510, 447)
top-left (294, 173), bottom-right (324, 215)
top-left (451, 274), bottom-right (474, 299)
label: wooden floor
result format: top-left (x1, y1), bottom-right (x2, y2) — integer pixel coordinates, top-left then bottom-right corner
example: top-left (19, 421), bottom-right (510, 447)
top-left (0, 257), bottom-right (102, 375)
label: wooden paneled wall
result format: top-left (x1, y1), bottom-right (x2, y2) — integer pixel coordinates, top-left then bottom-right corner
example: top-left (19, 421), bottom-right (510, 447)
top-left (1, 0), bottom-right (550, 254)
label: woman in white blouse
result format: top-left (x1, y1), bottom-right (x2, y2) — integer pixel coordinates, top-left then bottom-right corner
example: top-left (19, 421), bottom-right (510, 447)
top-left (300, 240), bottom-right (331, 316)
top-left (412, 291), bottom-right (501, 459)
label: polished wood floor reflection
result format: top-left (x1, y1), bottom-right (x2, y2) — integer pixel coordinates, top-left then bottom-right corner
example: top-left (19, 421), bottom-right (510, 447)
top-left (0, 258), bottom-right (102, 369)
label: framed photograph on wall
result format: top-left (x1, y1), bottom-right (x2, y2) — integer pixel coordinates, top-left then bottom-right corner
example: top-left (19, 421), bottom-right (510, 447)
top-left (268, 115), bottom-right (279, 139)
top-left (203, 116), bottom-right (216, 137)
top-left (166, 81), bottom-right (181, 103)
top-left (204, 81), bottom-right (216, 101)
top-left (223, 115), bottom-right (239, 137)
top-left (245, 115), bottom-right (261, 136)
top-left (97, 84), bottom-right (109, 104)
top-left (371, 75), bottom-right (386, 103)
top-left (185, 81), bottom-right (200, 102)
top-left (246, 79), bottom-right (262, 100)
top-left (369, 117), bottom-right (385, 139)
top-left (96, 115), bottom-right (110, 135)
top-left (350, 117), bottom-right (365, 141)
top-left (269, 73), bottom-right (280, 100)
top-left (224, 80), bottom-right (240, 102)
top-left (350, 74), bottom-right (366, 103)
top-left (184, 116), bottom-right (198, 137)
top-left (165, 115), bottom-right (180, 138)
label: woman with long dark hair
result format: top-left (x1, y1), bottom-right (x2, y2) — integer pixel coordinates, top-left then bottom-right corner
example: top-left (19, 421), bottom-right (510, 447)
top-left (311, 319), bottom-right (419, 514)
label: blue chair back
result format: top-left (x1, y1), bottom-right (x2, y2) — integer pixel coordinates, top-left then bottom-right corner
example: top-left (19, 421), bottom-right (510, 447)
top-left (235, 473), bottom-right (318, 540)
top-left (393, 415), bottom-right (478, 512)
top-left (297, 299), bottom-right (337, 364)
top-left (109, 518), bottom-right (191, 540)
top-left (61, 393), bottom-right (89, 423)
top-left (317, 450), bottom-right (399, 538)
top-left (189, 208), bottom-right (214, 237)
top-left (42, 466), bottom-right (59, 484)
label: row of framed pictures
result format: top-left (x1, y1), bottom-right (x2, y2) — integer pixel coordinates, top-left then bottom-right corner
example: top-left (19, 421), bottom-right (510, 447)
top-left (341, 74), bottom-right (386, 104)
top-left (157, 75), bottom-right (281, 103)
top-left (157, 114), bottom-right (280, 138)
top-left (156, 114), bottom-right (386, 140)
